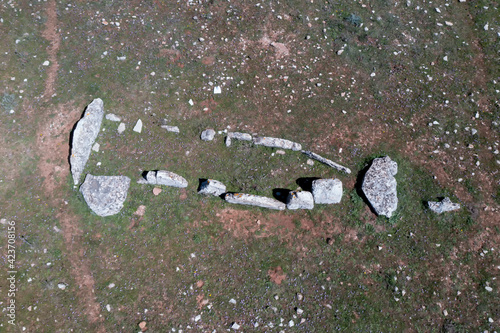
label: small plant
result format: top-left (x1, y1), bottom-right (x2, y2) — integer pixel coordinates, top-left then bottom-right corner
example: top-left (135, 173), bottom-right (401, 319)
top-left (1, 93), bottom-right (17, 112)
top-left (345, 13), bottom-right (362, 27)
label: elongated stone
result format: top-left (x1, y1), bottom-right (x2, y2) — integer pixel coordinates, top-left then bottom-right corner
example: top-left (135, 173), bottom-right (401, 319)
top-left (225, 193), bottom-right (285, 210)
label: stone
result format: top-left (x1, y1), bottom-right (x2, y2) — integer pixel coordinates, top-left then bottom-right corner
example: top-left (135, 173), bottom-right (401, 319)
top-left (306, 159), bottom-right (314, 166)
top-left (57, 283), bottom-right (66, 290)
top-left (133, 119), bottom-right (142, 133)
top-left (79, 174), bottom-right (131, 217)
top-left (70, 98), bottom-right (105, 185)
top-left (91, 142), bottom-right (100, 152)
top-left (161, 125), bottom-right (180, 133)
top-left (225, 193), bottom-right (286, 210)
top-left (225, 132), bottom-right (253, 147)
top-left (153, 187), bottom-right (162, 195)
top-left (105, 113), bottom-right (121, 122)
top-left (311, 179), bottom-right (343, 204)
top-left (253, 136), bottom-right (302, 151)
top-left (201, 129), bottom-right (215, 141)
top-left (361, 156), bottom-right (398, 217)
top-left (286, 191), bottom-right (314, 210)
top-left (117, 122), bottom-right (126, 134)
top-left (156, 170), bottom-right (188, 188)
top-left (428, 197), bottom-right (460, 214)
top-left (198, 179), bottom-right (226, 196)
top-left (138, 170), bottom-right (188, 188)
top-left (302, 151), bottom-right (351, 174)
top-left (231, 322), bottom-right (240, 330)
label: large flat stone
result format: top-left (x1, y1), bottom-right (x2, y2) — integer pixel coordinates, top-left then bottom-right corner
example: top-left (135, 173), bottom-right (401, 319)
top-left (311, 178), bottom-right (343, 204)
top-left (70, 98), bottom-right (104, 185)
top-left (80, 174), bottom-right (130, 216)
top-left (225, 193), bottom-right (286, 210)
top-left (361, 156), bottom-right (398, 217)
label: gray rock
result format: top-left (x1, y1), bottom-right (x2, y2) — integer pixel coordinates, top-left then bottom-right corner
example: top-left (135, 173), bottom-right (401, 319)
top-left (201, 129), bottom-right (215, 141)
top-left (428, 197), bottom-right (460, 214)
top-left (79, 174), bottom-right (131, 216)
top-left (117, 122), bottom-right (126, 134)
top-left (161, 125), bottom-right (180, 133)
top-left (286, 191), bottom-right (314, 210)
top-left (156, 170), bottom-right (188, 188)
top-left (138, 170), bottom-right (188, 188)
top-left (105, 113), bottom-right (121, 122)
top-left (70, 98), bottom-right (105, 185)
top-left (225, 132), bottom-right (253, 147)
top-left (91, 142), bottom-right (100, 152)
top-left (198, 179), bottom-right (226, 196)
top-left (302, 151), bottom-right (351, 174)
top-left (225, 193), bottom-right (286, 210)
top-left (253, 136), bottom-right (302, 151)
top-left (361, 156), bottom-right (398, 217)
top-left (311, 179), bottom-right (343, 204)
top-left (133, 119), bottom-right (142, 133)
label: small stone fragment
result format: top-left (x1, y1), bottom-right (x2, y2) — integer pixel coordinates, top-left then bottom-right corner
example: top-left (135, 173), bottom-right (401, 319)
top-left (198, 179), bottom-right (226, 196)
top-left (201, 129), bottom-right (216, 141)
top-left (139, 170), bottom-right (188, 188)
top-left (286, 191), bottom-right (314, 210)
top-left (428, 197), bottom-right (460, 214)
top-left (153, 187), bottom-right (162, 196)
top-left (161, 125), bottom-right (180, 133)
top-left (139, 321), bottom-right (147, 331)
top-left (57, 283), bottom-right (66, 290)
top-left (231, 322), bottom-right (240, 330)
top-left (133, 119), bottom-right (143, 133)
top-left (91, 143), bottom-right (100, 152)
top-left (105, 113), bottom-right (121, 122)
top-left (117, 122), bottom-right (126, 134)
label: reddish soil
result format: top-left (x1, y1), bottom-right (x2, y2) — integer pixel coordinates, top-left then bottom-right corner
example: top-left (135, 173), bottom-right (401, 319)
top-left (268, 266), bottom-right (287, 284)
top-left (41, 0), bottom-right (61, 100)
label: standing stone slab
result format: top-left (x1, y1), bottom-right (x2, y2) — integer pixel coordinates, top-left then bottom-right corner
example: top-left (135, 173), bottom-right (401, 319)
top-left (80, 174), bottom-right (130, 216)
top-left (156, 170), bottom-right (188, 188)
top-left (286, 191), bottom-right (314, 210)
top-left (138, 170), bottom-right (188, 188)
top-left (70, 98), bottom-right (105, 185)
top-left (361, 156), bottom-right (398, 218)
top-left (201, 129), bottom-right (215, 141)
top-left (311, 179), bottom-right (343, 204)
top-left (253, 136), bottom-right (302, 151)
top-left (302, 151), bottom-right (351, 174)
top-left (225, 193), bottom-right (286, 210)
top-left (198, 179), bottom-right (226, 196)
top-left (428, 197), bottom-right (460, 214)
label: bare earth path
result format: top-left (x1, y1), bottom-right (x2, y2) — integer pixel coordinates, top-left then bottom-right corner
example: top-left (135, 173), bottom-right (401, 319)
top-left (40, 2), bottom-right (105, 331)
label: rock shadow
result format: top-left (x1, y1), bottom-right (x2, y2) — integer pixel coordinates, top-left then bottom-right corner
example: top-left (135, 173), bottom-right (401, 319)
top-left (295, 177), bottom-right (321, 192)
top-left (354, 161), bottom-right (378, 216)
top-left (272, 188), bottom-right (291, 204)
top-left (67, 107), bottom-right (89, 168)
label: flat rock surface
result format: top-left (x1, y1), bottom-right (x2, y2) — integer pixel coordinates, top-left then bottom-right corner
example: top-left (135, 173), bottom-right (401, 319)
top-left (361, 156), bottom-right (398, 217)
top-left (225, 193), bottom-right (286, 210)
top-left (198, 179), bottom-right (226, 196)
top-left (253, 136), bottom-right (302, 151)
top-left (428, 197), bottom-right (460, 214)
top-left (70, 98), bottom-right (104, 185)
top-left (80, 174), bottom-right (131, 216)
top-left (311, 178), bottom-right (343, 204)
top-left (286, 191), bottom-right (314, 210)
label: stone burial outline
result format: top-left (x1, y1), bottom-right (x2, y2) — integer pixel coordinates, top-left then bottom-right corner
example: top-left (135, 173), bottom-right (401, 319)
top-left (70, 98), bottom-right (461, 217)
